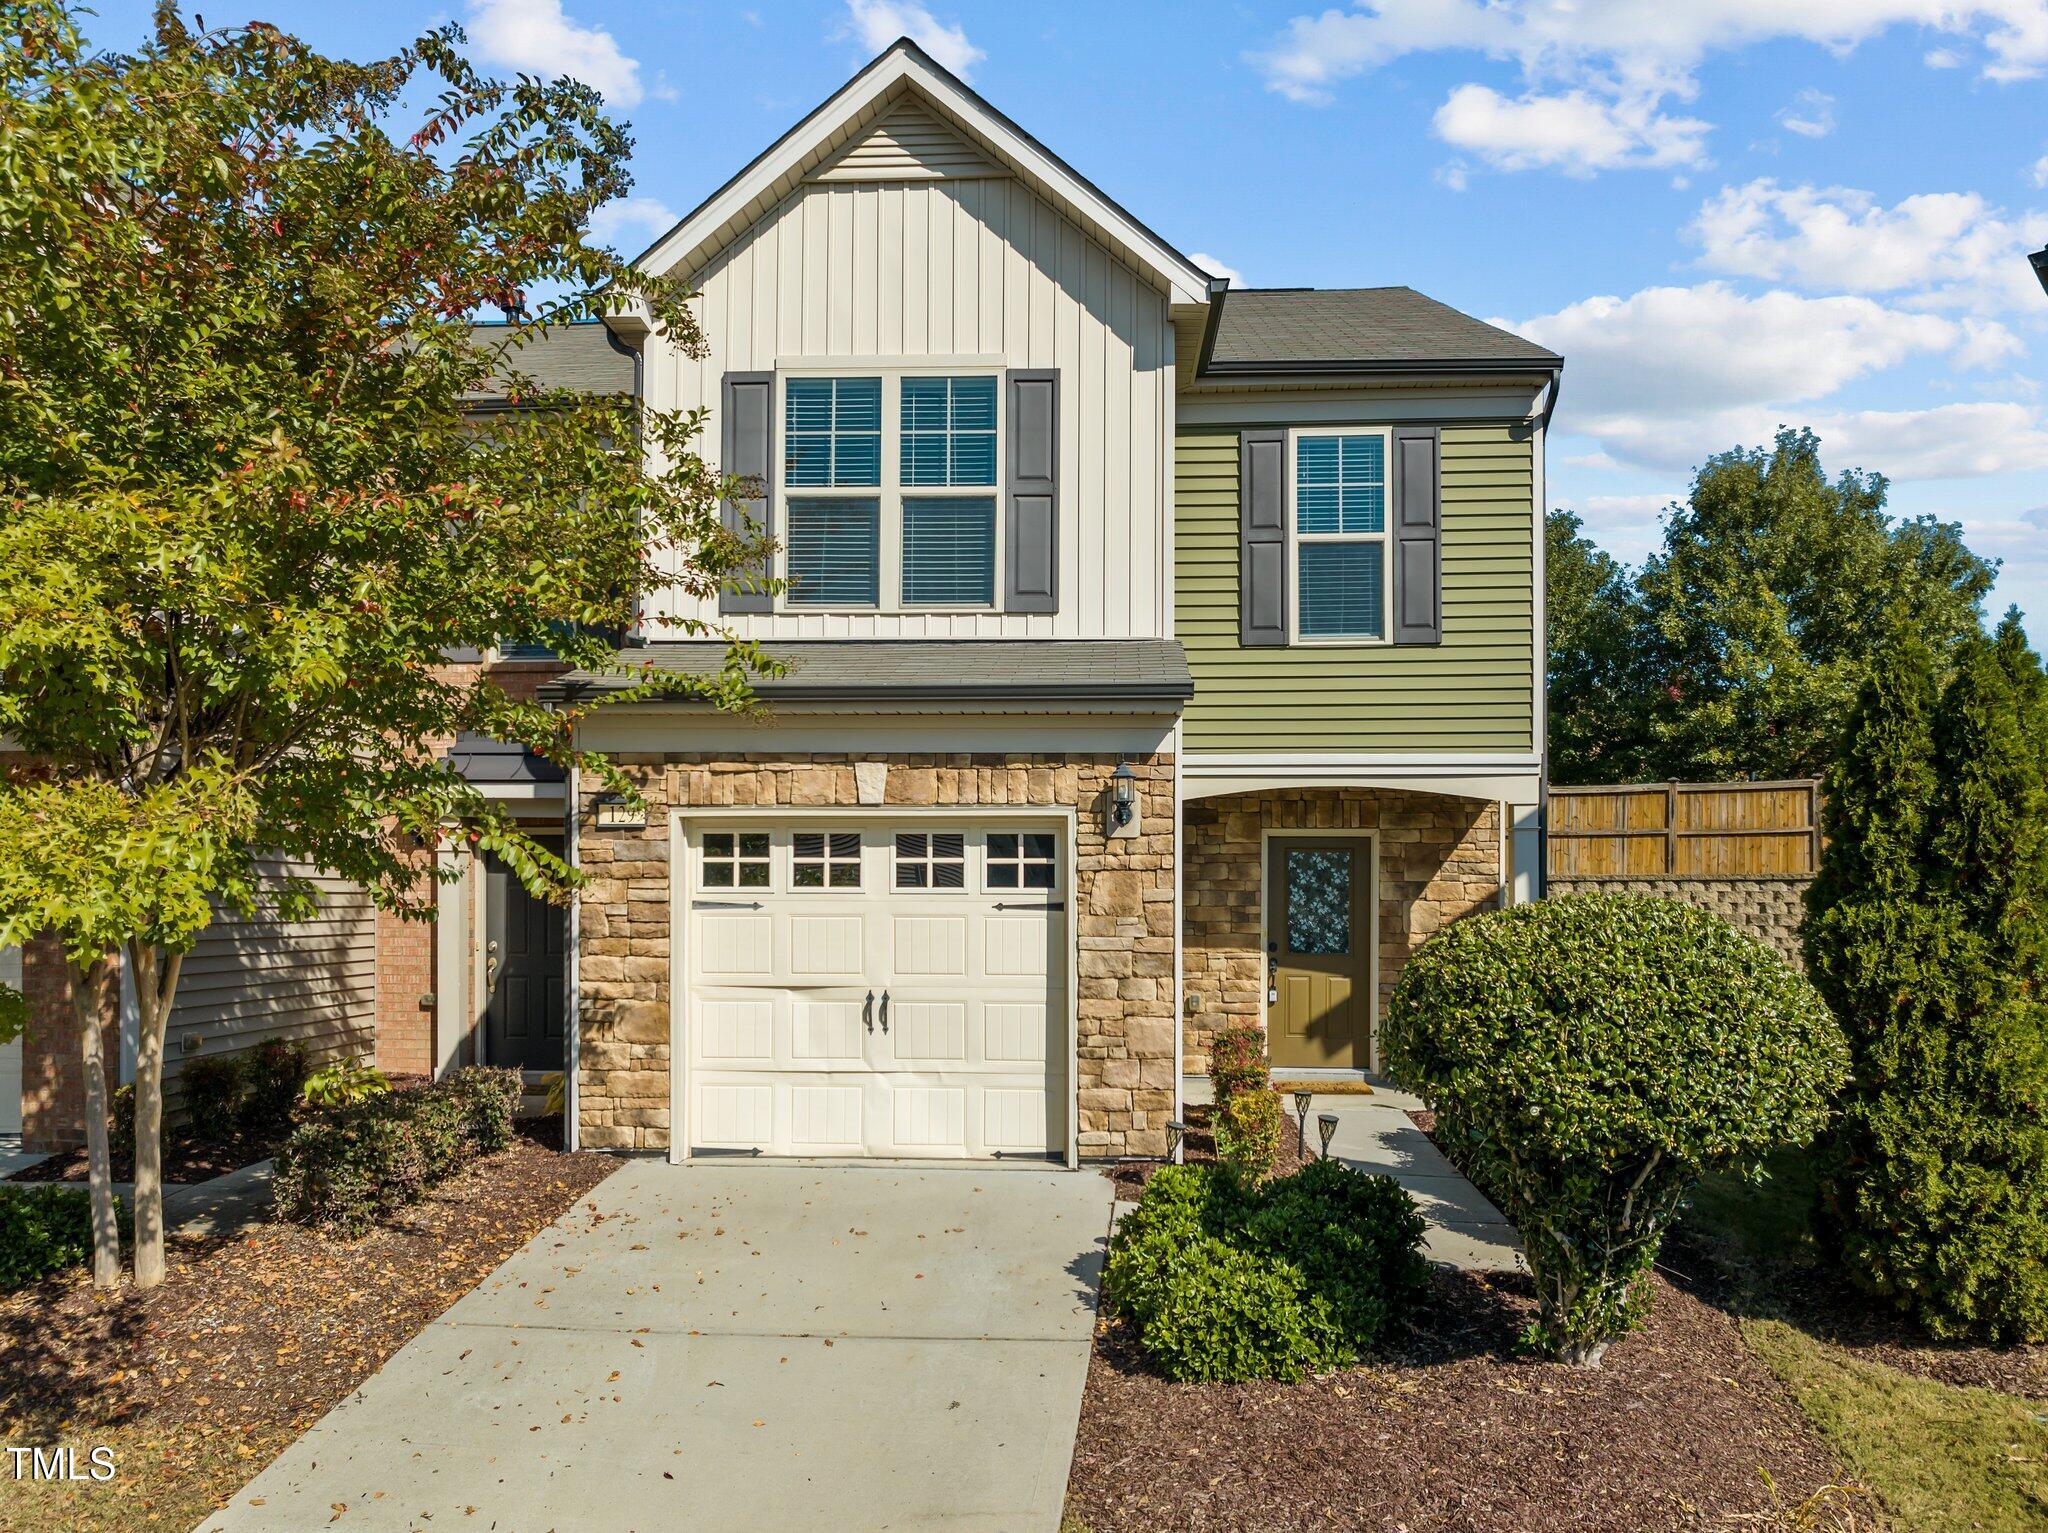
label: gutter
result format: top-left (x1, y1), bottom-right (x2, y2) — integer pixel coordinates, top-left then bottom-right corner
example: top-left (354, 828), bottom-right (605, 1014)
top-left (1196, 356), bottom-right (1561, 380)
top-left (540, 678), bottom-right (1198, 707)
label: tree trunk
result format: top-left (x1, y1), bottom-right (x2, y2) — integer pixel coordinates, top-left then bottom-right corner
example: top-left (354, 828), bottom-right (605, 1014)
top-left (68, 957), bottom-right (120, 1289)
top-left (128, 942), bottom-right (182, 1291)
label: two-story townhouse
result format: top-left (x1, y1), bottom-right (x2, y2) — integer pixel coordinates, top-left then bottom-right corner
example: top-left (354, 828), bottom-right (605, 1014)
top-left (504, 39), bottom-right (1555, 1165)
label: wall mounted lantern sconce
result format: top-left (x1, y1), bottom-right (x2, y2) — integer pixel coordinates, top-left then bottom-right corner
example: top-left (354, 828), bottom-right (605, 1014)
top-left (1292, 1090), bottom-right (1313, 1161)
top-left (1317, 1112), bottom-right (1340, 1159)
top-left (1107, 760), bottom-right (1138, 839)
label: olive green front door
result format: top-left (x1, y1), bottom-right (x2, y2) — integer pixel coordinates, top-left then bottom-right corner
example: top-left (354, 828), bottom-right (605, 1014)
top-left (1265, 838), bottom-right (1372, 1071)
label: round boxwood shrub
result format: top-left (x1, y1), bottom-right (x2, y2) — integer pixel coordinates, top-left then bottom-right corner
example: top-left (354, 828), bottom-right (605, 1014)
top-left (1384, 893), bottom-right (1848, 1366)
top-left (1103, 1160), bottom-right (1425, 1380)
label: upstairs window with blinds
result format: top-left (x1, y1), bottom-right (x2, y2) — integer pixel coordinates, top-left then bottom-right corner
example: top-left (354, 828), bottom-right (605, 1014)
top-left (785, 377), bottom-right (882, 607)
top-left (776, 372), bottom-right (1002, 612)
top-left (1292, 430), bottom-right (1388, 642)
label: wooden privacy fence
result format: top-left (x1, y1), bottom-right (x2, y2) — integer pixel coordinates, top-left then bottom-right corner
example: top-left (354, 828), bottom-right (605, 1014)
top-left (1547, 779), bottom-right (1822, 879)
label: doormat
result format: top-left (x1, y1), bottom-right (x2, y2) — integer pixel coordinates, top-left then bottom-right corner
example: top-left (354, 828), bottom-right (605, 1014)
top-left (1271, 1078), bottom-right (1376, 1096)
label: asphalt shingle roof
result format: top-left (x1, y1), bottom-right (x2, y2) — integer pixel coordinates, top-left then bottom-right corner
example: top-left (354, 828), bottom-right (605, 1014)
top-left (1205, 287), bottom-right (1559, 372)
top-left (542, 639), bottom-right (1193, 706)
top-left (463, 320), bottom-right (636, 404)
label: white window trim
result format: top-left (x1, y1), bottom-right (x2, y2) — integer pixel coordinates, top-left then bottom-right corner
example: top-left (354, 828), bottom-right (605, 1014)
top-left (981, 828), bottom-right (1060, 897)
top-left (791, 829), bottom-right (864, 892)
top-left (777, 364), bottom-right (1006, 615)
top-left (1287, 425), bottom-right (1392, 647)
top-left (891, 829), bottom-right (969, 894)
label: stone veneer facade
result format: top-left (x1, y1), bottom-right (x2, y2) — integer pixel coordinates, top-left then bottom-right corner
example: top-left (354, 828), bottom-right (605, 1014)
top-left (575, 750), bottom-right (1178, 1159)
top-left (1181, 788), bottom-right (1503, 1073)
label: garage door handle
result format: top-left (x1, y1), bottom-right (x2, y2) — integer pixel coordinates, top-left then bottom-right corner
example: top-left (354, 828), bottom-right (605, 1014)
top-left (879, 990), bottom-right (890, 1034)
top-left (864, 990), bottom-right (875, 1033)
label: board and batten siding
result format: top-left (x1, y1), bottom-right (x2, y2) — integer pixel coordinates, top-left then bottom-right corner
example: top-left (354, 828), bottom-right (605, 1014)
top-left (1175, 421), bottom-right (1537, 753)
top-left (644, 174), bottom-right (1172, 640)
top-left (164, 866), bottom-right (376, 1088)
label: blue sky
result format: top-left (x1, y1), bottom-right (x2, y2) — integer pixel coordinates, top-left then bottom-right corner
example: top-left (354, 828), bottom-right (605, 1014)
top-left (88, 1), bottom-right (2048, 636)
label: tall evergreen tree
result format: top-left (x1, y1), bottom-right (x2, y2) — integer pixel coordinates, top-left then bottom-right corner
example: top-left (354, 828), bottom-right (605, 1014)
top-left (1807, 630), bottom-right (2048, 1341)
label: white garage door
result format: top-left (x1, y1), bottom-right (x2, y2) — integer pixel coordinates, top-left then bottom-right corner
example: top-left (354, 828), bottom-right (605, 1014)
top-left (1, 945), bottom-right (22, 1137)
top-left (682, 820), bottom-right (1069, 1161)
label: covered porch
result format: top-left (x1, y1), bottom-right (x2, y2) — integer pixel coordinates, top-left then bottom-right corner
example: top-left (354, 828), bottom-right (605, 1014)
top-left (1178, 763), bottom-right (1541, 1076)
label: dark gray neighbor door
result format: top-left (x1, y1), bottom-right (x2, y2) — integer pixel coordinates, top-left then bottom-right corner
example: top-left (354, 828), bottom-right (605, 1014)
top-left (483, 850), bottom-right (566, 1073)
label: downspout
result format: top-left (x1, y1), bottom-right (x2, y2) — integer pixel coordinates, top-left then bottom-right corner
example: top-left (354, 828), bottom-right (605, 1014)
top-left (564, 753), bottom-right (581, 1152)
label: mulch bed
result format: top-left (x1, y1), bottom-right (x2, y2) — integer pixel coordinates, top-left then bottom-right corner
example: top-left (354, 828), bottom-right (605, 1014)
top-left (1065, 1268), bottom-right (1862, 1532)
top-left (1406, 1107), bottom-right (2048, 1400)
top-left (9, 1130), bottom-right (276, 1186)
top-left (0, 1116), bottom-right (615, 1446)
top-left (1102, 1097), bottom-right (1309, 1202)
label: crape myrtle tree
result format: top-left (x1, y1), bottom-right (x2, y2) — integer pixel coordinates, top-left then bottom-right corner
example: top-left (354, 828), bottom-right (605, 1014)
top-left (0, 3), bottom-right (769, 1289)
top-left (1805, 617), bottom-right (2048, 1340)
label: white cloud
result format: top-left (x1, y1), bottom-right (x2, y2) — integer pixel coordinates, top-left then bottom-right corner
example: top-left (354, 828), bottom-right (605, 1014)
top-left (466, 0), bottom-right (642, 106)
top-left (1250, 3), bottom-right (2048, 178)
top-left (1434, 83), bottom-right (1709, 174)
top-left (1807, 402), bottom-right (2048, 478)
top-left (2031, 151), bottom-right (2048, 187)
top-left (1253, 2), bottom-right (2048, 103)
top-left (590, 197), bottom-right (677, 250)
top-left (1435, 161), bottom-right (1471, 191)
top-left (1926, 45), bottom-right (1968, 66)
top-left (1775, 88), bottom-right (1837, 137)
top-left (843, 0), bottom-right (984, 78)
top-left (1509, 283), bottom-right (2041, 480)
top-left (1188, 252), bottom-right (1245, 286)
top-left (1688, 179), bottom-right (2048, 314)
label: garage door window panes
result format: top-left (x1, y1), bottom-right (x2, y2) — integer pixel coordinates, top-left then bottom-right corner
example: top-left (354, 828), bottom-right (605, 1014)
top-left (793, 831), bottom-right (862, 889)
top-left (894, 831), bottom-right (966, 889)
top-left (987, 831), bottom-right (1056, 890)
top-left (703, 832), bottom-right (770, 888)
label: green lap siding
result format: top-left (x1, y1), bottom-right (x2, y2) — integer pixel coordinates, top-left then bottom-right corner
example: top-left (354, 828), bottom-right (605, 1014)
top-left (1175, 421), bottom-right (1537, 753)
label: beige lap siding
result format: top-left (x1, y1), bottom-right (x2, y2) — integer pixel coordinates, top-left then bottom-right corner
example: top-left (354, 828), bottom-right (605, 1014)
top-left (1180, 789), bottom-right (1502, 1073)
top-left (575, 751), bottom-right (1178, 1158)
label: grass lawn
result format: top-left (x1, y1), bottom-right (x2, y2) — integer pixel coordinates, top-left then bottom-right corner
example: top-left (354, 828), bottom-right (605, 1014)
top-left (1680, 1148), bottom-right (2048, 1533)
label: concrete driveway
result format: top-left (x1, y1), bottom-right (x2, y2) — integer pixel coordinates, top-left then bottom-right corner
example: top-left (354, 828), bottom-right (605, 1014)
top-left (202, 1160), bottom-right (1113, 1533)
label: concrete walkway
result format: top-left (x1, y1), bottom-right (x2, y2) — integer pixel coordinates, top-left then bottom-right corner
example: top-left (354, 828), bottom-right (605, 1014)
top-left (1187, 1076), bottom-right (1524, 1272)
top-left (0, 1132), bottom-right (47, 1177)
top-left (202, 1160), bottom-right (1113, 1533)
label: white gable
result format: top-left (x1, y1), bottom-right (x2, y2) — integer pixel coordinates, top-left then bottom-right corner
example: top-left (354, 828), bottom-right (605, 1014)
top-left (638, 43), bottom-right (1211, 306)
top-left (809, 97), bottom-right (1002, 184)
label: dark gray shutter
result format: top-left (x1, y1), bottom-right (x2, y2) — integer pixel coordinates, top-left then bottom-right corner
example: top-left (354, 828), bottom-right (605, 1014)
top-left (719, 371), bottom-right (774, 615)
top-left (1004, 369), bottom-right (1058, 613)
top-left (1391, 425), bottom-right (1441, 645)
top-left (1239, 428), bottom-right (1286, 646)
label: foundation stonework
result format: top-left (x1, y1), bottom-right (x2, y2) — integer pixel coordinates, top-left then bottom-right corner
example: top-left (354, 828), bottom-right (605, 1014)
top-left (1180, 789), bottom-right (1503, 1073)
top-left (574, 750), bottom-right (1177, 1158)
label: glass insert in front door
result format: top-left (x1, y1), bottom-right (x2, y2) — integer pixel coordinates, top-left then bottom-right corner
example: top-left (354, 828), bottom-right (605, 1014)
top-left (1267, 839), bottom-right (1369, 1071)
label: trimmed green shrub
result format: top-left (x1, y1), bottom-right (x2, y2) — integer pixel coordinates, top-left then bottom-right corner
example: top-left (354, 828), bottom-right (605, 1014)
top-left (1208, 1026), bottom-right (1268, 1104)
top-left (300, 1058), bottom-right (391, 1112)
top-left (1103, 1160), bottom-right (1424, 1381)
top-left (177, 1053), bottom-right (245, 1138)
top-left (0, 1185), bottom-right (114, 1290)
top-left (1245, 1157), bottom-right (1429, 1346)
top-left (446, 1066), bottom-right (522, 1153)
top-left (1214, 1087), bottom-right (1281, 1180)
top-left (273, 1070), bottom-right (519, 1237)
top-left (1808, 624), bottom-right (2048, 1342)
top-left (1385, 894), bottom-right (1847, 1366)
top-left (238, 1038), bottom-right (310, 1135)
top-left (1119, 1231), bottom-right (1348, 1383)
